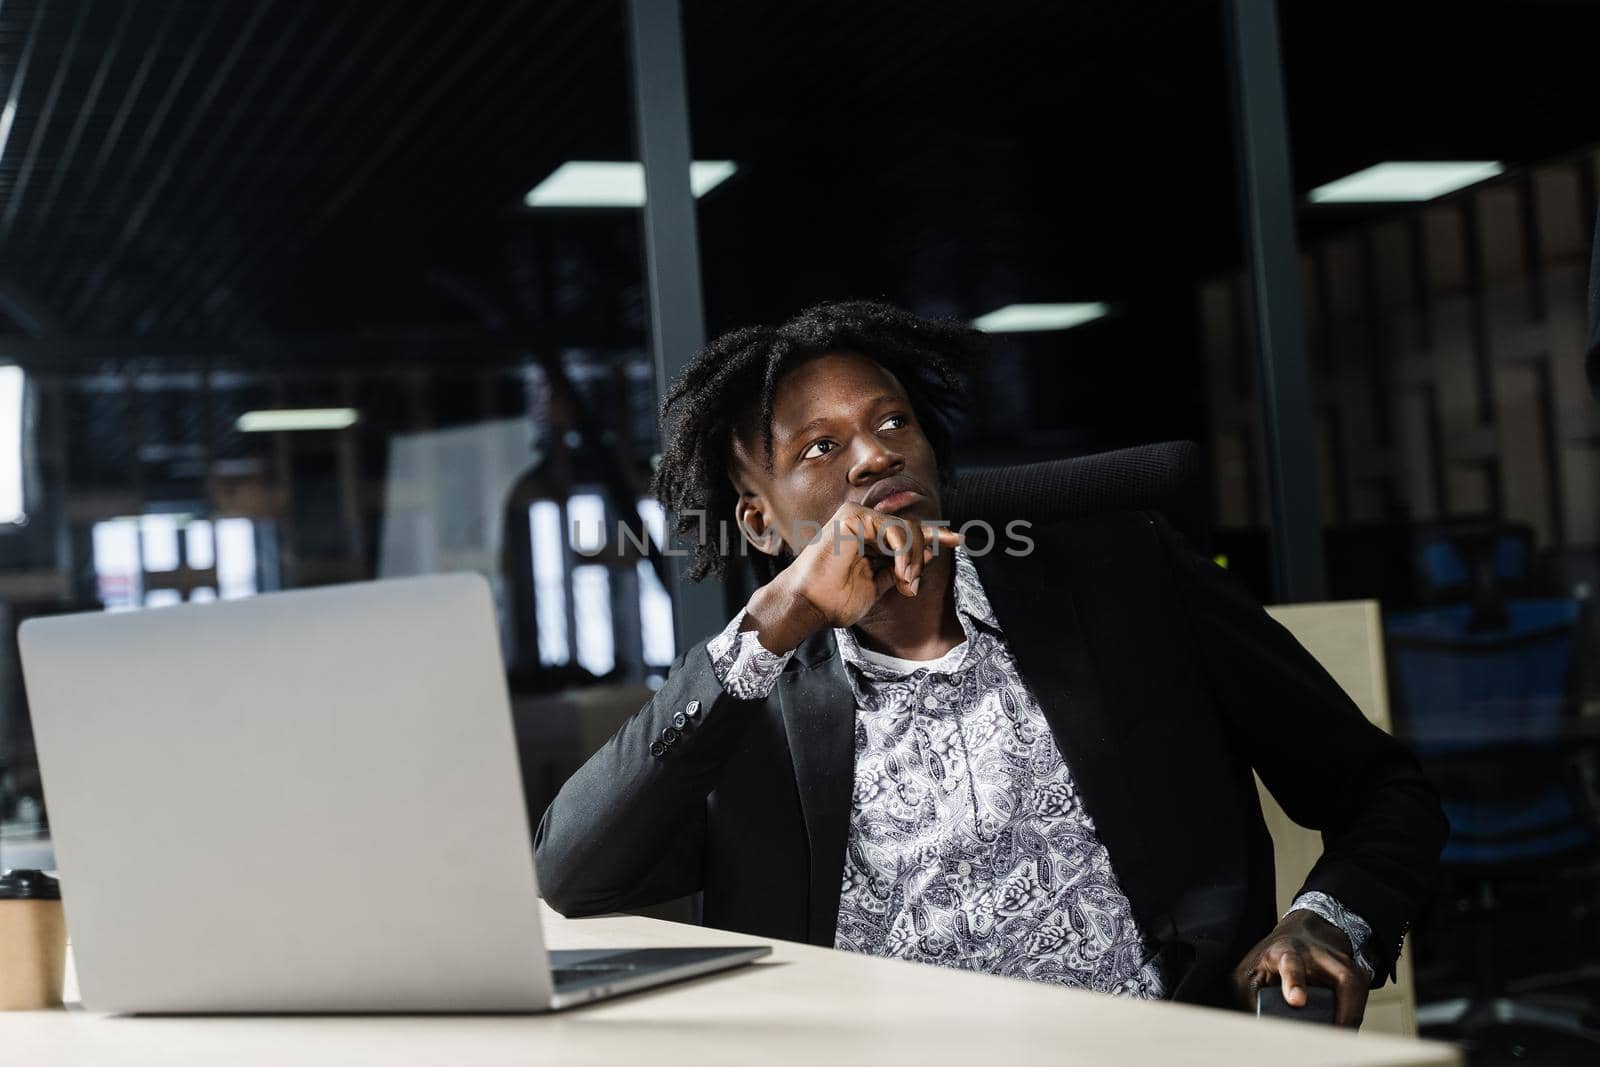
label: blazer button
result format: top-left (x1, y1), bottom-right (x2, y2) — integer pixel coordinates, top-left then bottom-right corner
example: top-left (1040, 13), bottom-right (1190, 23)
top-left (649, 740), bottom-right (667, 759)
top-left (672, 711), bottom-right (688, 729)
top-left (685, 699), bottom-right (701, 718)
top-left (661, 726), bottom-right (681, 745)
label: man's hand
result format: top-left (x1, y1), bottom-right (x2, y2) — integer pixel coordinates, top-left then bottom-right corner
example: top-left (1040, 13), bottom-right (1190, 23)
top-left (1232, 910), bottom-right (1370, 1028)
top-left (742, 501), bottom-right (962, 655)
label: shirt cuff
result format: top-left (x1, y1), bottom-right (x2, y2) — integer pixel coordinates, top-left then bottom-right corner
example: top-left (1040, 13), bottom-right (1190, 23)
top-left (706, 608), bottom-right (795, 700)
top-left (1286, 891), bottom-right (1377, 983)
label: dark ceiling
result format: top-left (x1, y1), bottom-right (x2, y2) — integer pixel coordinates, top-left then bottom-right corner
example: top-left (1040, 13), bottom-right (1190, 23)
top-left (0, 0), bottom-right (1593, 356)
top-left (1283, 1), bottom-right (1600, 190)
top-left (684, 0), bottom-right (1242, 329)
top-left (0, 0), bottom-right (637, 344)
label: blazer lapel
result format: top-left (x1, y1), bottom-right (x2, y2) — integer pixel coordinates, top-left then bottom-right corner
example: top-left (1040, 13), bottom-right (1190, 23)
top-left (776, 631), bottom-right (855, 946)
top-left (971, 550), bottom-right (1165, 927)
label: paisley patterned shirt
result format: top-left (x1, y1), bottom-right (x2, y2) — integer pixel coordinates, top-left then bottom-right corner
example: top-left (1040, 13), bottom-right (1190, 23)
top-left (707, 545), bottom-right (1375, 991)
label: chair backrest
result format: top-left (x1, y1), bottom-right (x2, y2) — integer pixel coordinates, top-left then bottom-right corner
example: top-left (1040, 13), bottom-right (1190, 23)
top-left (947, 440), bottom-right (1205, 539)
top-left (1384, 598), bottom-right (1591, 864)
top-left (1409, 520), bottom-right (1538, 608)
top-left (1262, 599), bottom-right (1419, 1037)
top-left (1385, 599), bottom-right (1579, 754)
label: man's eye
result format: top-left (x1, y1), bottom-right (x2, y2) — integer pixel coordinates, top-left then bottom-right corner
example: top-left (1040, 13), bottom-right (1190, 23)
top-left (879, 414), bottom-right (907, 431)
top-left (802, 440), bottom-right (835, 460)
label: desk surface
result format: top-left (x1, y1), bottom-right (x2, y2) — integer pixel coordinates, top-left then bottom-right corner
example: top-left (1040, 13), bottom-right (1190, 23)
top-left (3, 904), bottom-right (1459, 1066)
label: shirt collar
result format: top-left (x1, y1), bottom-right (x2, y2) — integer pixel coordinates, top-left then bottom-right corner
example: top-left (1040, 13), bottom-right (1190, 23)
top-left (834, 544), bottom-right (1002, 682)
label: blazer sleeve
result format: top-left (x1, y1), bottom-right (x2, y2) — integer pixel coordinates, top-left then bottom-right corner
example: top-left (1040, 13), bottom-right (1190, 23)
top-left (532, 634), bottom-right (765, 917)
top-left (1149, 513), bottom-right (1449, 985)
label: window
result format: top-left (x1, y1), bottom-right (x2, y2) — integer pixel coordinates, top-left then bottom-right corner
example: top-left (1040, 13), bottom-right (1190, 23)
top-left (91, 516), bottom-right (261, 610)
top-left (526, 492), bottom-right (675, 678)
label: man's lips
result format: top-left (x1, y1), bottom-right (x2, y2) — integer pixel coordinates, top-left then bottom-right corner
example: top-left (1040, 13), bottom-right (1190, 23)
top-left (868, 489), bottom-right (922, 515)
top-left (861, 475), bottom-right (923, 511)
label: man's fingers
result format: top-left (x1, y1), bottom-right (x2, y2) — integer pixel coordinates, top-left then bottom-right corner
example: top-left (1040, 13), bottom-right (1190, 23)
top-left (833, 506), bottom-right (960, 599)
top-left (859, 512), bottom-right (919, 596)
top-left (1308, 946), bottom-right (1368, 1028)
top-left (883, 517), bottom-right (917, 593)
top-left (869, 514), bottom-right (907, 554)
top-left (1234, 921), bottom-right (1366, 1024)
top-left (857, 512), bottom-right (904, 554)
top-left (1275, 949), bottom-right (1308, 1007)
top-left (1234, 962), bottom-right (1265, 1008)
top-left (871, 561), bottom-right (897, 601)
top-left (902, 521), bottom-right (927, 594)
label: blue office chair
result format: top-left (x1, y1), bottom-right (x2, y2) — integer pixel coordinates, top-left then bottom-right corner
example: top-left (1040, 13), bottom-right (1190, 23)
top-left (1388, 599), bottom-right (1591, 862)
top-left (1386, 596), bottom-right (1600, 1046)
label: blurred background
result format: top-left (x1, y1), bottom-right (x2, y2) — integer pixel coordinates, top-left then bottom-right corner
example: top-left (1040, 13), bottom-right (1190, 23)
top-left (0, 1), bottom-right (1597, 1060)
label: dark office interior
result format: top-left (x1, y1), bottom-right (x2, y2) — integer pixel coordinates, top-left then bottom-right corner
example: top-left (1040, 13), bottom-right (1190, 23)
top-left (0, 1), bottom-right (1598, 1061)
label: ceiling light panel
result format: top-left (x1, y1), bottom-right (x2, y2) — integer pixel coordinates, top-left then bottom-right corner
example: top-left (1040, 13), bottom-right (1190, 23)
top-left (1307, 162), bottom-right (1504, 203)
top-left (972, 303), bottom-right (1110, 333)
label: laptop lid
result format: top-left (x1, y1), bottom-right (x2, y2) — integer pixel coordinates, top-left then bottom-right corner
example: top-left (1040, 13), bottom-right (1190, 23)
top-left (20, 573), bottom-right (554, 1013)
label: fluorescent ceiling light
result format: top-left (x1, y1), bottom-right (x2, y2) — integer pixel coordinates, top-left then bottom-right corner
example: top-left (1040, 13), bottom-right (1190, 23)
top-left (523, 160), bottom-right (737, 208)
top-left (1, 366), bottom-right (23, 524)
top-left (237, 408), bottom-right (359, 433)
top-left (972, 303), bottom-right (1110, 333)
top-left (1307, 161), bottom-right (1504, 204)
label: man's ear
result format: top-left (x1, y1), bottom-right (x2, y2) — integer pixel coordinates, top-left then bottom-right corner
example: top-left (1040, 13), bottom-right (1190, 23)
top-left (734, 497), bottom-right (784, 557)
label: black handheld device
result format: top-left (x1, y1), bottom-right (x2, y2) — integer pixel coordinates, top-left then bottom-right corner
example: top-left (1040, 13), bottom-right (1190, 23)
top-left (1256, 983), bottom-right (1337, 1024)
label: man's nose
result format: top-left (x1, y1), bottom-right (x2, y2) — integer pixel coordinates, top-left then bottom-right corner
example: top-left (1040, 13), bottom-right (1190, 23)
top-left (847, 435), bottom-right (903, 484)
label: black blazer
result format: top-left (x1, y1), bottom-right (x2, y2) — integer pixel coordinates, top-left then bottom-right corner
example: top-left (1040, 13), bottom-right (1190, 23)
top-left (534, 511), bottom-right (1448, 1008)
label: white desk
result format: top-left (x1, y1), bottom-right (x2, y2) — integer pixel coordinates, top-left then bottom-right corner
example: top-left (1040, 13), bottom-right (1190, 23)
top-left (2, 904), bottom-right (1460, 1066)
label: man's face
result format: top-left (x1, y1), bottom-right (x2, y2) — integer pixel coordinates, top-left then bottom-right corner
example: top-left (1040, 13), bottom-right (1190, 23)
top-left (731, 350), bottom-right (944, 556)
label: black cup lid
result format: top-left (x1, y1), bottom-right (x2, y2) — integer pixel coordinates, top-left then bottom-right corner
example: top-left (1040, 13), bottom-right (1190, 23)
top-left (0, 869), bottom-right (61, 900)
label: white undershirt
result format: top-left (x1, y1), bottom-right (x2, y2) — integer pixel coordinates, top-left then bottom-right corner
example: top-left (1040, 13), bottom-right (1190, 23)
top-left (852, 640), bottom-right (968, 676)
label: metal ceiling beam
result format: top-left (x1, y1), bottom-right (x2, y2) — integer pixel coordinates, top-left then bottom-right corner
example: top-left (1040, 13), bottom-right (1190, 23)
top-left (205, 0), bottom-right (569, 337)
top-left (300, 2), bottom-right (534, 233)
top-left (0, 327), bottom-right (647, 371)
top-left (68, 0), bottom-right (277, 324)
top-left (0, 282), bottom-right (61, 337)
top-left (34, 0), bottom-right (185, 303)
top-left (15, 0), bottom-right (136, 256)
top-left (229, 10), bottom-right (622, 335)
top-left (131, 1), bottom-right (410, 333)
top-left (149, 0), bottom-right (468, 334)
top-left (0, 0), bottom-right (89, 246)
top-left (0, 0), bottom-right (52, 178)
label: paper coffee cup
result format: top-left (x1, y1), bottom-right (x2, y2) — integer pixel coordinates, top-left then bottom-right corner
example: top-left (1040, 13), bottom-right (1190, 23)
top-left (0, 870), bottom-right (67, 1011)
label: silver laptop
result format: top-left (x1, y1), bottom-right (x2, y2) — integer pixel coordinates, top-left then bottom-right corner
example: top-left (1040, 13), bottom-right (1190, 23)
top-left (19, 573), bottom-right (768, 1013)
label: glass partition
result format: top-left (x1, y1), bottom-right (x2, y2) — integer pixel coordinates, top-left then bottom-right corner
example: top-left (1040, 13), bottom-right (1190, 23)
top-left (1211, 3), bottom-right (1600, 1054)
top-left (0, 0), bottom-right (671, 867)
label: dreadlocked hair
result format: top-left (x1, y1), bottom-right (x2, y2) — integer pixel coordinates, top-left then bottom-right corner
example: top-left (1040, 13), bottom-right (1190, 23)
top-left (650, 299), bottom-right (984, 583)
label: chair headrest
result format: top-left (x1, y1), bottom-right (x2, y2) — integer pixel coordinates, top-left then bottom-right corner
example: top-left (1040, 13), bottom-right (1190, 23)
top-left (947, 440), bottom-right (1205, 540)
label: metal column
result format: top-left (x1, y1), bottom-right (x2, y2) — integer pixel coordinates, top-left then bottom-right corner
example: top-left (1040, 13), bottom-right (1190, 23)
top-left (1225, 0), bottom-right (1327, 602)
top-left (626, 0), bottom-right (727, 649)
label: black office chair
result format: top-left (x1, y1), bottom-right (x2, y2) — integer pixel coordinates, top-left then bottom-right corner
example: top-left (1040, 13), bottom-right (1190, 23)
top-left (946, 440), bottom-right (1206, 539)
